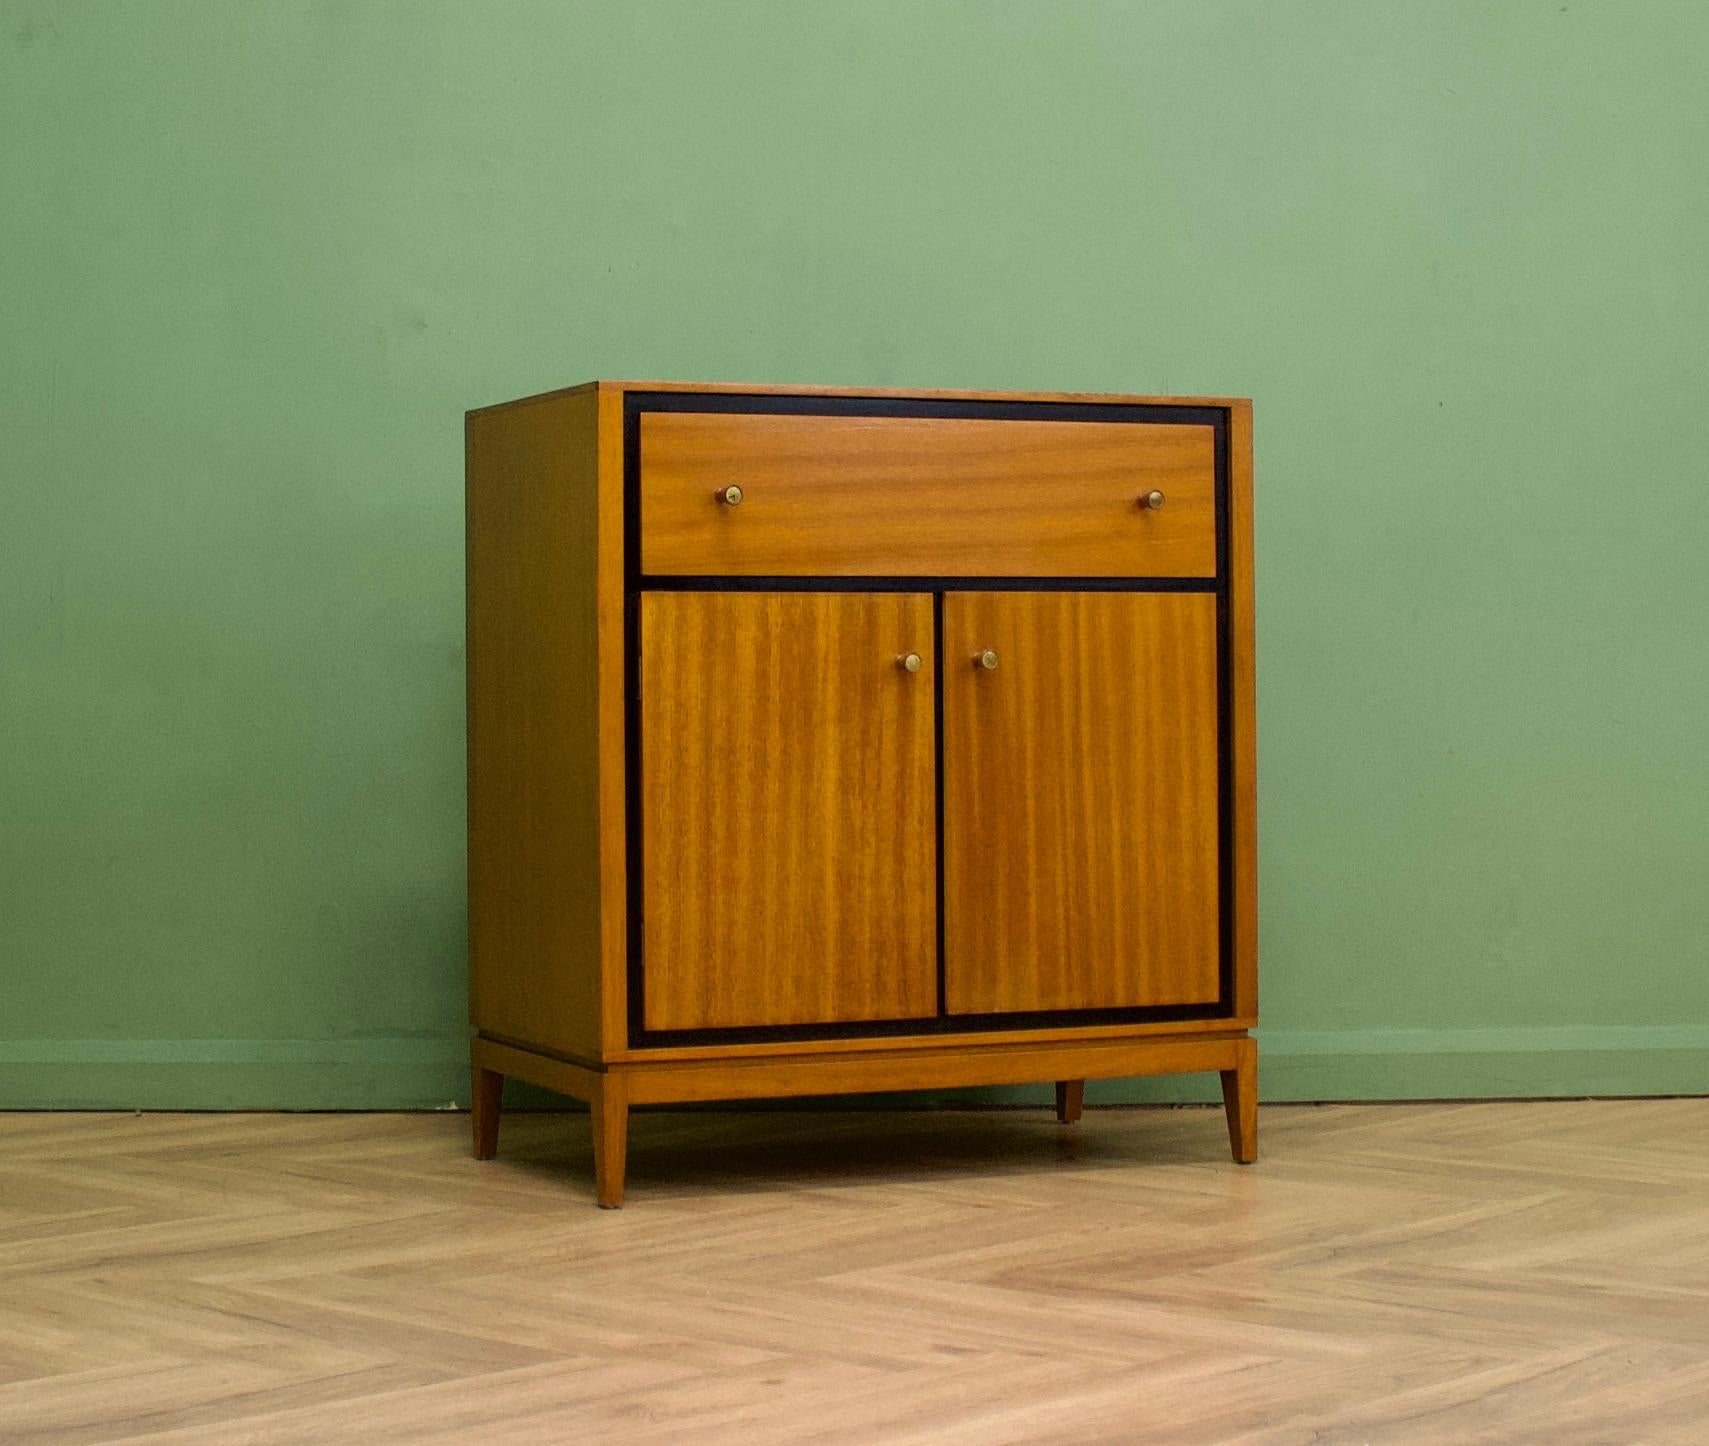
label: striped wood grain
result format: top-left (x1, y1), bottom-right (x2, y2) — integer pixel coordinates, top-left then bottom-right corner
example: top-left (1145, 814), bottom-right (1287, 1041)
top-left (638, 590), bottom-right (938, 1032)
top-left (941, 590), bottom-right (1221, 1015)
top-left (639, 412), bottom-right (1216, 578)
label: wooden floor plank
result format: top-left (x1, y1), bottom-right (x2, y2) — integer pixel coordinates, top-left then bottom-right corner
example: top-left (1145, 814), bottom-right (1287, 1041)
top-left (0, 1101), bottom-right (1705, 1442)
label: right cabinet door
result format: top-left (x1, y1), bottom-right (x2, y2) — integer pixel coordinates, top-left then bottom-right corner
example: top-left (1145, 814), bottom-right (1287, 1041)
top-left (941, 591), bottom-right (1221, 1016)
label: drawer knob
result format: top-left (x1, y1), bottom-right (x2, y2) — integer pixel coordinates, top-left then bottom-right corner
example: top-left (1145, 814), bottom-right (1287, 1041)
top-left (715, 485), bottom-right (744, 506)
top-left (897, 652), bottom-right (923, 674)
top-left (974, 649), bottom-right (999, 671)
top-left (1140, 489), bottom-right (1166, 510)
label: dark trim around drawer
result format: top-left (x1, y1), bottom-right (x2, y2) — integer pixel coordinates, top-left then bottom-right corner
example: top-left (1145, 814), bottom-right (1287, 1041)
top-left (639, 574), bottom-right (1220, 592)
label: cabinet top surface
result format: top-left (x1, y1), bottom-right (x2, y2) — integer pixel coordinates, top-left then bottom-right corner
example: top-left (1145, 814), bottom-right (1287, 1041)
top-left (467, 380), bottom-right (1252, 419)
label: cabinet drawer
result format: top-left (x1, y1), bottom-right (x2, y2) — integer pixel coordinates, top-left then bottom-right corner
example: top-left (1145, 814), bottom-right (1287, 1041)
top-left (640, 411), bottom-right (1216, 577)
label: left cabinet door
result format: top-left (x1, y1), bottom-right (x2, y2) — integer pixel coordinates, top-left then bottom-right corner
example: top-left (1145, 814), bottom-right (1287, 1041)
top-left (638, 591), bottom-right (939, 1033)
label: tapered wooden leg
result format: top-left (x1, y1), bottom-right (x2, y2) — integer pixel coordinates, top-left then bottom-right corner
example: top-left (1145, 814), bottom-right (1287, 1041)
top-left (590, 1075), bottom-right (630, 1209)
top-left (1054, 1080), bottom-right (1084, 1125)
top-left (1220, 1037), bottom-right (1258, 1164)
top-left (471, 1062), bottom-right (502, 1161)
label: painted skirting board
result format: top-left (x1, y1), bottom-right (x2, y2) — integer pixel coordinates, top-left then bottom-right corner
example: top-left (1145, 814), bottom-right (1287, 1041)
top-left (0, 1038), bottom-right (468, 1112)
top-left (1, 1029), bottom-right (1705, 1109)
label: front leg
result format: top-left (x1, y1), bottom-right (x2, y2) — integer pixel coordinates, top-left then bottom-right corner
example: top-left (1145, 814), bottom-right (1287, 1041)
top-left (590, 1074), bottom-right (630, 1209)
top-left (1219, 1038), bottom-right (1257, 1164)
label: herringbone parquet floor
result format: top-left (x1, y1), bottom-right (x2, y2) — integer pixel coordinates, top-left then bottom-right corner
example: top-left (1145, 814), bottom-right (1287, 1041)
top-left (2, 1100), bottom-right (1706, 1443)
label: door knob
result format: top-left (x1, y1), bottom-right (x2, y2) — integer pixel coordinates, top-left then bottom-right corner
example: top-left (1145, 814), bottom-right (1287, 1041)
top-left (1139, 489), bottom-right (1165, 510)
top-left (974, 649), bottom-right (999, 670)
top-left (715, 485), bottom-right (744, 506)
top-left (897, 652), bottom-right (923, 673)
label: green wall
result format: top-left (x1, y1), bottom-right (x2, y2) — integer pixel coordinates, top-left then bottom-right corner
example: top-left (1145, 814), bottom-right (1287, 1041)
top-left (4, 1), bottom-right (1706, 1109)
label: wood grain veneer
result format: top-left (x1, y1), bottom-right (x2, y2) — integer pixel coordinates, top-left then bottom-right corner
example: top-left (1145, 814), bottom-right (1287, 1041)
top-left (466, 381), bottom-right (1256, 1206)
top-left (472, 1034), bottom-right (1241, 1109)
top-left (468, 377), bottom-right (1251, 413)
top-left (602, 1015), bottom-right (1258, 1066)
top-left (941, 590), bottom-right (1221, 1015)
top-left (638, 591), bottom-right (938, 1031)
top-left (593, 385), bottom-right (630, 1052)
top-left (1228, 399), bottom-right (1259, 1021)
top-left (465, 390), bottom-right (607, 1061)
top-left (640, 412), bottom-right (1215, 577)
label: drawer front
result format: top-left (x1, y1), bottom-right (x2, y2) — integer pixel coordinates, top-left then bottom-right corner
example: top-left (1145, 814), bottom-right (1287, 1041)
top-left (640, 411), bottom-right (1216, 577)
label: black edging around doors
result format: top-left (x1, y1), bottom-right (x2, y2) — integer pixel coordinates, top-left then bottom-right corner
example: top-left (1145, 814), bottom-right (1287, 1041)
top-left (622, 391), bottom-right (1235, 1049)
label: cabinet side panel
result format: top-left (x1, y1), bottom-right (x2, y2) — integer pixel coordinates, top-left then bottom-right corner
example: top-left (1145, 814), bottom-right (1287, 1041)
top-left (466, 391), bottom-right (603, 1061)
top-left (1228, 400), bottom-right (1258, 1021)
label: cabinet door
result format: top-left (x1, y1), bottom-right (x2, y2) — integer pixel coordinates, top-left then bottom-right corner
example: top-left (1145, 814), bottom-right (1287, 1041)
top-left (941, 591), bottom-right (1221, 1015)
top-left (639, 591), bottom-right (937, 1032)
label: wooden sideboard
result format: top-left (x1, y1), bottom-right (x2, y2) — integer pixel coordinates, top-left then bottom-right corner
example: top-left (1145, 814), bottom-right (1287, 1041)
top-left (465, 381), bottom-right (1257, 1206)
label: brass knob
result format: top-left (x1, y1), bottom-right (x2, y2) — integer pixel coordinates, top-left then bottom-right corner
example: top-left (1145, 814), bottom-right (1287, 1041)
top-left (715, 485), bottom-right (744, 506)
top-left (1139, 489), bottom-right (1165, 510)
top-left (974, 649), bottom-right (999, 670)
top-left (898, 652), bottom-right (923, 674)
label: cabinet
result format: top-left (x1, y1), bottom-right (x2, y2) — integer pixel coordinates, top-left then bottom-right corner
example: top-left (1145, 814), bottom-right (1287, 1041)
top-left (466, 382), bottom-right (1257, 1206)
